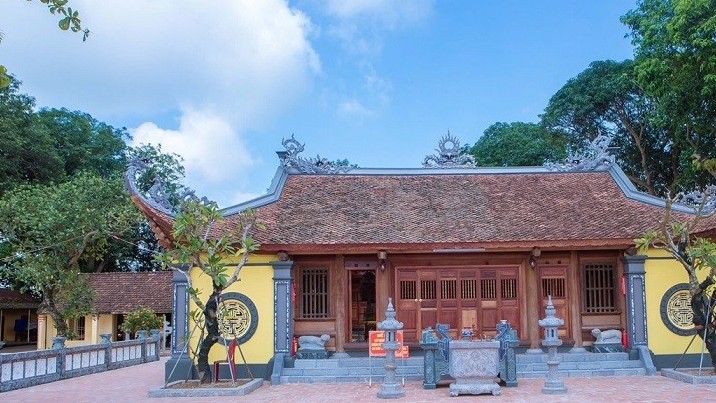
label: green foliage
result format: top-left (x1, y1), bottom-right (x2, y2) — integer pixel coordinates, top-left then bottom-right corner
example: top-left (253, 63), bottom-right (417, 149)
top-left (621, 0), bottom-right (716, 186)
top-left (0, 1), bottom-right (90, 89)
top-left (36, 0), bottom-right (90, 40)
top-left (0, 172), bottom-right (141, 335)
top-left (121, 306), bottom-right (164, 335)
top-left (465, 122), bottom-right (567, 167)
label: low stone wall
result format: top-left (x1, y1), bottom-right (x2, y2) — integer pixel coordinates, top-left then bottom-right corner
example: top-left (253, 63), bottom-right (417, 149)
top-left (0, 332), bottom-right (160, 392)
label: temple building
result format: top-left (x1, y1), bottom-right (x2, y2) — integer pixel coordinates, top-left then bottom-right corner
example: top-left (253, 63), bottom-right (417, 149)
top-left (128, 134), bottom-right (716, 378)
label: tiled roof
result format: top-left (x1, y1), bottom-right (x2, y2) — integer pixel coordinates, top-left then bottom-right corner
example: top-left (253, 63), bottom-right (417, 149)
top-left (85, 272), bottom-right (173, 314)
top-left (247, 170), bottom-right (678, 251)
top-left (0, 288), bottom-right (40, 309)
top-left (129, 164), bottom-right (716, 252)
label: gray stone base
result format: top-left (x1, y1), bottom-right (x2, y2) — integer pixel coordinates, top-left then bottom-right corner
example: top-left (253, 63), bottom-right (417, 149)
top-left (331, 352), bottom-right (351, 359)
top-left (148, 378), bottom-right (263, 397)
top-left (165, 356), bottom-right (197, 383)
top-left (525, 348), bottom-right (543, 354)
top-left (449, 380), bottom-right (501, 397)
top-left (661, 368), bottom-right (716, 384)
top-left (541, 378), bottom-right (568, 394)
top-left (591, 343), bottom-right (624, 353)
top-left (377, 383), bottom-right (406, 399)
top-left (296, 349), bottom-right (328, 359)
top-left (568, 347), bottom-right (588, 354)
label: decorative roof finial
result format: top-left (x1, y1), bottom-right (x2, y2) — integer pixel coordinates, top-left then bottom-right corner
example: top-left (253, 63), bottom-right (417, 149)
top-left (545, 134), bottom-right (616, 172)
top-left (279, 134), bottom-right (355, 174)
top-left (422, 132), bottom-right (476, 168)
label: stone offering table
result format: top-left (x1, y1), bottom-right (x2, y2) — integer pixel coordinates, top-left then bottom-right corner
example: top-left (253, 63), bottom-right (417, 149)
top-left (448, 340), bottom-right (501, 397)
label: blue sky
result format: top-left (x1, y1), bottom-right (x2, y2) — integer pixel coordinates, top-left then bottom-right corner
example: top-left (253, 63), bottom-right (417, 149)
top-left (1, 1), bottom-right (636, 207)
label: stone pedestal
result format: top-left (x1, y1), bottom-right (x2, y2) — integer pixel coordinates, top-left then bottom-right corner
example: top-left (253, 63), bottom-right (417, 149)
top-left (448, 340), bottom-right (501, 397)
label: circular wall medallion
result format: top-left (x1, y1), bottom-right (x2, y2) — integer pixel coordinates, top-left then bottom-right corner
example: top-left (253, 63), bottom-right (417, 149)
top-left (217, 292), bottom-right (259, 344)
top-left (660, 283), bottom-right (696, 336)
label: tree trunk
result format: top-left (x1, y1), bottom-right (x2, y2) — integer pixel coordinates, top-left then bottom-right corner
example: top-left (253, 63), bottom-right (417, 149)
top-left (196, 291), bottom-right (221, 383)
top-left (39, 287), bottom-right (70, 337)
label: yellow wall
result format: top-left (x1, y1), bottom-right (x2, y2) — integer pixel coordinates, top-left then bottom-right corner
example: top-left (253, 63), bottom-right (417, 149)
top-left (188, 254), bottom-right (276, 365)
top-left (644, 249), bottom-right (709, 355)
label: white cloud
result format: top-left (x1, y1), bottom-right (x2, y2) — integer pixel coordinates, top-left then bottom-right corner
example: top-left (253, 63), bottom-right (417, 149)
top-left (131, 109), bottom-right (254, 204)
top-left (338, 99), bottom-right (373, 119)
top-left (325, 0), bottom-right (434, 27)
top-left (1, 1), bottom-right (320, 125)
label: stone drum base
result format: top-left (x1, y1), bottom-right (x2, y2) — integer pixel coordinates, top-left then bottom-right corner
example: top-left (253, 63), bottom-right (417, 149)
top-left (449, 378), bottom-right (501, 397)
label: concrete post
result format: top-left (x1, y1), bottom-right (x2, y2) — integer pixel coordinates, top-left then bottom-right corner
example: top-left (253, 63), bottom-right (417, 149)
top-left (622, 255), bottom-right (648, 350)
top-left (272, 260), bottom-right (294, 366)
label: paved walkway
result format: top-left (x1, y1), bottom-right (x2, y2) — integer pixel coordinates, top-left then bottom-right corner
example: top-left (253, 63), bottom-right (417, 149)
top-left (3, 357), bottom-right (715, 402)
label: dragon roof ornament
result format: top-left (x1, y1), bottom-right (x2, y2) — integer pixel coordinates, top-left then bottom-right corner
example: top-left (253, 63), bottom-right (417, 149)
top-left (674, 186), bottom-right (716, 216)
top-left (126, 157), bottom-right (215, 216)
top-left (279, 134), bottom-right (354, 174)
top-left (422, 132), bottom-right (476, 168)
top-left (545, 134), bottom-right (616, 172)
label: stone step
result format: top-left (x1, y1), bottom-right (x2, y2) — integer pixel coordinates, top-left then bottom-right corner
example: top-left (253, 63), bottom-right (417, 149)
top-left (517, 368), bottom-right (647, 378)
top-left (516, 352), bottom-right (629, 363)
top-left (282, 365), bottom-right (422, 376)
top-left (279, 374), bottom-right (424, 384)
top-left (517, 360), bottom-right (644, 372)
top-left (292, 357), bottom-right (423, 369)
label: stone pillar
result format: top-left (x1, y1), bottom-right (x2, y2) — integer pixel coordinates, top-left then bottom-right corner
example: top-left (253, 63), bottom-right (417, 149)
top-left (539, 296), bottom-right (567, 395)
top-left (52, 336), bottom-right (66, 350)
top-left (622, 255), bottom-right (648, 349)
top-left (91, 315), bottom-right (100, 344)
top-left (272, 260), bottom-right (294, 357)
top-left (37, 314), bottom-right (48, 350)
top-left (165, 265), bottom-right (195, 382)
top-left (377, 298), bottom-right (405, 399)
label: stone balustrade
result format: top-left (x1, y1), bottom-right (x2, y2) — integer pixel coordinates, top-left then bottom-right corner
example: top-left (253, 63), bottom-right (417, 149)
top-left (0, 332), bottom-right (160, 392)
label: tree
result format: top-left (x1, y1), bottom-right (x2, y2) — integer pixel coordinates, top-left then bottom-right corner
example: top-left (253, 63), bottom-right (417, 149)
top-left (464, 122), bottom-right (567, 167)
top-left (0, 173), bottom-right (141, 336)
top-left (0, 77), bottom-right (130, 195)
top-left (621, 0), bottom-right (716, 186)
top-left (0, 1), bottom-right (90, 88)
top-left (540, 59), bottom-right (710, 196)
top-left (157, 199), bottom-right (259, 384)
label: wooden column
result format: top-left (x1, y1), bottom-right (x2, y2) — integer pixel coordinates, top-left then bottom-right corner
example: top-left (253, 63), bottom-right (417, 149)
top-left (568, 251), bottom-right (586, 352)
top-left (333, 254), bottom-right (346, 354)
top-left (525, 257), bottom-right (541, 352)
top-left (376, 258), bottom-right (391, 324)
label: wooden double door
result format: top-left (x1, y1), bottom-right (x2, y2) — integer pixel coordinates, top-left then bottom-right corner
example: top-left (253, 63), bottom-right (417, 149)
top-left (395, 266), bottom-right (520, 342)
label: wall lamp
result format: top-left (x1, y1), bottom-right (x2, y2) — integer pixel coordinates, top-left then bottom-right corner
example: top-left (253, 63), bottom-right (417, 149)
top-left (529, 247), bottom-right (541, 270)
top-left (378, 250), bottom-right (387, 272)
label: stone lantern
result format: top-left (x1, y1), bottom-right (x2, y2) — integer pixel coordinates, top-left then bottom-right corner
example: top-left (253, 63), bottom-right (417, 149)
top-left (538, 295), bottom-right (567, 394)
top-left (377, 298), bottom-right (405, 399)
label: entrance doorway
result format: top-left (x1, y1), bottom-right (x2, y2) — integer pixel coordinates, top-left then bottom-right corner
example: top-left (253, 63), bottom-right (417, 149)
top-left (349, 270), bottom-right (376, 342)
top-left (396, 266), bottom-right (520, 342)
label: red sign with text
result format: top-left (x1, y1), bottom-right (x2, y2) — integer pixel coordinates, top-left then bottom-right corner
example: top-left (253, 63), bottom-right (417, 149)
top-left (368, 330), bottom-right (409, 358)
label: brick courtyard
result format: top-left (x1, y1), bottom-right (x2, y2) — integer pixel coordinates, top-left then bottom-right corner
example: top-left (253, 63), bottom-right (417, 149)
top-left (2, 357), bottom-right (715, 402)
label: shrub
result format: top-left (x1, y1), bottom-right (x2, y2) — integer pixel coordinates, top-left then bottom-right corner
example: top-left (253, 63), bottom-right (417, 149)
top-left (121, 307), bottom-right (163, 336)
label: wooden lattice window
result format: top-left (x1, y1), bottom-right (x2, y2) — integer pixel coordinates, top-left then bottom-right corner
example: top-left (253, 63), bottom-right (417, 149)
top-left (421, 280), bottom-right (436, 300)
top-left (441, 279), bottom-right (457, 299)
top-left (542, 278), bottom-right (566, 298)
top-left (461, 279), bottom-right (477, 299)
top-left (400, 280), bottom-right (416, 300)
top-left (300, 268), bottom-right (330, 319)
top-left (481, 279), bottom-right (497, 299)
top-left (500, 278), bottom-right (517, 299)
top-left (583, 263), bottom-right (617, 313)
